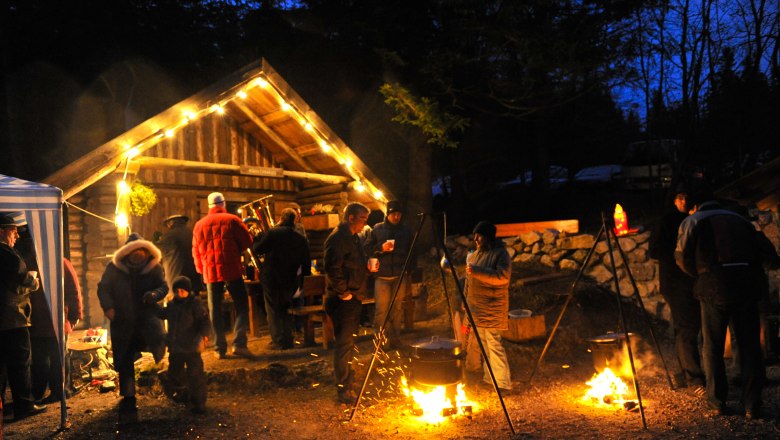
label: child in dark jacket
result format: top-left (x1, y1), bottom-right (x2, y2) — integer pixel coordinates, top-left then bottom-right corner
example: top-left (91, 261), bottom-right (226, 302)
top-left (161, 276), bottom-right (211, 413)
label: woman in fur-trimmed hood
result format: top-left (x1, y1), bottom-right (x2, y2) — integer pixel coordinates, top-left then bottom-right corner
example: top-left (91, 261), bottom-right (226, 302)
top-left (97, 233), bottom-right (168, 409)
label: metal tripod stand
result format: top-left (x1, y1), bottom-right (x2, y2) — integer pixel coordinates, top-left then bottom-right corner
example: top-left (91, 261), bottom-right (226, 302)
top-left (527, 212), bottom-right (675, 430)
top-left (349, 213), bottom-right (516, 435)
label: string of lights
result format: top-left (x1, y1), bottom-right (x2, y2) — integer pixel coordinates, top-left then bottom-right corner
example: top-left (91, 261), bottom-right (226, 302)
top-left (112, 71), bottom-right (387, 229)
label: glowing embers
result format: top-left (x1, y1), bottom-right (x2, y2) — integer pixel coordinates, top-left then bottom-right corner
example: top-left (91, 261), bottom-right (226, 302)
top-left (401, 377), bottom-right (475, 424)
top-left (582, 368), bottom-right (638, 411)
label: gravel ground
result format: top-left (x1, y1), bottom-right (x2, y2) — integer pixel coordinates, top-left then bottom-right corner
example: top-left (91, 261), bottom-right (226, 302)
top-left (5, 260), bottom-right (780, 439)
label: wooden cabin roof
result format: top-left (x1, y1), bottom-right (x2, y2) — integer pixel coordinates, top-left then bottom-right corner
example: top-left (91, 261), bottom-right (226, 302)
top-left (715, 155), bottom-right (780, 211)
top-left (43, 58), bottom-right (392, 205)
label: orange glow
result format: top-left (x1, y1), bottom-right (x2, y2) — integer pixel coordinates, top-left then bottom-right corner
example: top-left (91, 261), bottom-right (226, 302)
top-left (400, 377), bottom-right (476, 424)
top-left (583, 368), bottom-right (629, 406)
top-left (613, 204), bottom-right (629, 236)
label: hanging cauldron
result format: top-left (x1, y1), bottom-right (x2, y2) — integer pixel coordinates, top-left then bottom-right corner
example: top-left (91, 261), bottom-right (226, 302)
top-left (587, 332), bottom-right (641, 374)
top-left (409, 336), bottom-right (465, 387)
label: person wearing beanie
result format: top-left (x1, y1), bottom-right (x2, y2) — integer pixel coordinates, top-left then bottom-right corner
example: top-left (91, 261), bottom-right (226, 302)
top-left (97, 232), bottom-right (168, 412)
top-left (159, 276), bottom-right (211, 414)
top-left (648, 184), bottom-right (704, 392)
top-left (463, 220), bottom-right (512, 392)
top-left (192, 192), bottom-right (255, 359)
top-left (363, 200), bottom-right (413, 350)
top-left (675, 188), bottom-right (766, 418)
top-left (251, 208), bottom-right (311, 350)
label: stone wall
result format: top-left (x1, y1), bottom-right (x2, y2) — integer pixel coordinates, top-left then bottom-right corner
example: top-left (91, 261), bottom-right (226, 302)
top-left (445, 211), bottom-right (780, 324)
top-left (446, 229), bottom-right (668, 321)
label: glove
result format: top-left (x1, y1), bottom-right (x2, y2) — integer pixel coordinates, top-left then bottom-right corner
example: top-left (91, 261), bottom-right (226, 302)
top-left (142, 291), bottom-right (157, 304)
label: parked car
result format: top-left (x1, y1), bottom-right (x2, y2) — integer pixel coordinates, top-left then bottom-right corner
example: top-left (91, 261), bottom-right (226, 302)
top-left (498, 165), bottom-right (569, 189)
top-left (621, 139), bottom-right (681, 190)
top-left (574, 164), bottom-right (622, 185)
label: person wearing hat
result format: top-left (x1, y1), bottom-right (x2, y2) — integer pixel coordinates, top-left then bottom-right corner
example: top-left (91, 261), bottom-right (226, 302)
top-left (97, 232), bottom-right (168, 412)
top-left (675, 183), bottom-right (766, 418)
top-left (463, 220), bottom-right (512, 392)
top-left (363, 200), bottom-right (413, 350)
top-left (192, 192), bottom-right (255, 359)
top-left (0, 212), bottom-right (48, 420)
top-left (648, 183), bottom-right (704, 393)
top-left (159, 276), bottom-right (211, 414)
top-left (157, 214), bottom-right (203, 294)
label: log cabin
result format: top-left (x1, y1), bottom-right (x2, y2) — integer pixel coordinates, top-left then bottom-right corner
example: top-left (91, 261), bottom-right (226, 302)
top-left (44, 59), bottom-right (393, 326)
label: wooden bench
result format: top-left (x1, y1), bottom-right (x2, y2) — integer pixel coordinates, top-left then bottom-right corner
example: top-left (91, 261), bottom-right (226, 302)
top-left (288, 275), bottom-right (375, 349)
top-left (495, 219), bottom-right (579, 238)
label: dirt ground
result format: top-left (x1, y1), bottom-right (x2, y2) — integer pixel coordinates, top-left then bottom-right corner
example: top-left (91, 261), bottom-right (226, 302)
top-left (4, 260), bottom-right (780, 439)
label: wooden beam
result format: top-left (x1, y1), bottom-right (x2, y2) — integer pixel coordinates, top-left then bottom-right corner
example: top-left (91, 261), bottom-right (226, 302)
top-left (495, 220), bottom-right (579, 238)
top-left (231, 100), bottom-right (315, 173)
top-left (134, 156), bottom-right (349, 184)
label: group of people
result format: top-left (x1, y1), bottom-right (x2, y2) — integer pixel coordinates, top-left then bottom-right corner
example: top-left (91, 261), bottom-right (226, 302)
top-left (0, 213), bottom-right (83, 422)
top-left (96, 191), bottom-right (314, 414)
top-left (323, 201), bottom-right (512, 404)
top-left (650, 182), bottom-right (779, 419)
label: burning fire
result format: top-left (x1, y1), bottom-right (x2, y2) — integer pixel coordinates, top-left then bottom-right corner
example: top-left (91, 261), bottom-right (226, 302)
top-left (583, 368), bottom-right (629, 405)
top-left (400, 377), bottom-right (476, 424)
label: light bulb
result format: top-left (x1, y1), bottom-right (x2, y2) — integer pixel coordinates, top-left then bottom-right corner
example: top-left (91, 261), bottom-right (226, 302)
top-left (115, 213), bottom-right (129, 229)
top-left (211, 104), bottom-right (225, 115)
top-left (373, 190), bottom-right (384, 199)
top-left (126, 147), bottom-right (140, 159)
top-left (355, 182), bottom-right (366, 192)
top-left (281, 102), bottom-right (291, 112)
top-left (254, 78), bottom-right (269, 88)
top-left (237, 90), bottom-right (248, 99)
top-left (165, 129), bottom-right (175, 138)
top-left (117, 180), bottom-right (130, 194)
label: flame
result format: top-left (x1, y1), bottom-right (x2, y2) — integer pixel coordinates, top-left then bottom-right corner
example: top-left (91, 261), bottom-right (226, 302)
top-left (400, 377), bottom-right (476, 424)
top-left (582, 368), bottom-right (630, 405)
top-left (613, 203), bottom-right (629, 235)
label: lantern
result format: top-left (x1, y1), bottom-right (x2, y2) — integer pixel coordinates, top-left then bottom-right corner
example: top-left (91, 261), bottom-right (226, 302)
top-left (613, 204), bottom-right (628, 236)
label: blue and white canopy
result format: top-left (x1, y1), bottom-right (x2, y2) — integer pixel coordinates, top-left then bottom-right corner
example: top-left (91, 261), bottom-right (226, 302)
top-left (0, 173), bottom-right (64, 359)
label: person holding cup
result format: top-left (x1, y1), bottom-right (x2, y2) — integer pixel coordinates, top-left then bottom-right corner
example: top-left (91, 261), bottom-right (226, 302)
top-left (324, 202), bottom-right (371, 405)
top-left (364, 201), bottom-right (413, 351)
top-left (0, 212), bottom-right (47, 421)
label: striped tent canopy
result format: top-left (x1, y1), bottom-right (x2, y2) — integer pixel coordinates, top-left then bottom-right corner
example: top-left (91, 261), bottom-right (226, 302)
top-left (0, 173), bottom-right (64, 368)
top-left (0, 173), bottom-right (66, 425)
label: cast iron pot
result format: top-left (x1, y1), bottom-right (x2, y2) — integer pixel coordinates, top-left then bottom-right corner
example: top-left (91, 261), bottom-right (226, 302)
top-left (587, 332), bottom-right (641, 373)
top-left (409, 336), bottom-right (465, 387)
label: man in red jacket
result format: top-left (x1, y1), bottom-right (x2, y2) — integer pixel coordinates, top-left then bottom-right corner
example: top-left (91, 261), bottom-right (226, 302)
top-left (192, 192), bottom-right (254, 359)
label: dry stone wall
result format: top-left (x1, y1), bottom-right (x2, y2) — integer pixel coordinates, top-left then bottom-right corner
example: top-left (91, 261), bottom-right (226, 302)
top-left (445, 229), bottom-right (667, 321)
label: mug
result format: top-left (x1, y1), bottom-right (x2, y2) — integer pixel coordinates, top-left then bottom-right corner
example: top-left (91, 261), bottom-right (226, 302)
top-left (368, 258), bottom-right (379, 272)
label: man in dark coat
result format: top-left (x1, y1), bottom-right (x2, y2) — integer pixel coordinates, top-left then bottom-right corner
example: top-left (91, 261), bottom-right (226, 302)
top-left (0, 213), bottom-right (47, 420)
top-left (160, 276), bottom-right (211, 414)
top-left (324, 202), bottom-right (370, 404)
top-left (676, 187), bottom-right (766, 418)
top-left (157, 214), bottom-right (203, 293)
top-left (252, 208), bottom-right (311, 349)
top-left (98, 233), bottom-right (168, 411)
top-left (649, 186), bottom-right (704, 391)
top-left (363, 200), bottom-right (413, 349)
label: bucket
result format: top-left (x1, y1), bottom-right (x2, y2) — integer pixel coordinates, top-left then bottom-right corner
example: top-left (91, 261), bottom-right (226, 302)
top-left (508, 309), bottom-right (532, 319)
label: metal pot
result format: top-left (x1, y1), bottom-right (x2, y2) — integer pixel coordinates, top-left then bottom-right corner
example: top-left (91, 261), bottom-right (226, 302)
top-left (587, 332), bottom-right (640, 373)
top-left (409, 336), bottom-right (465, 387)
